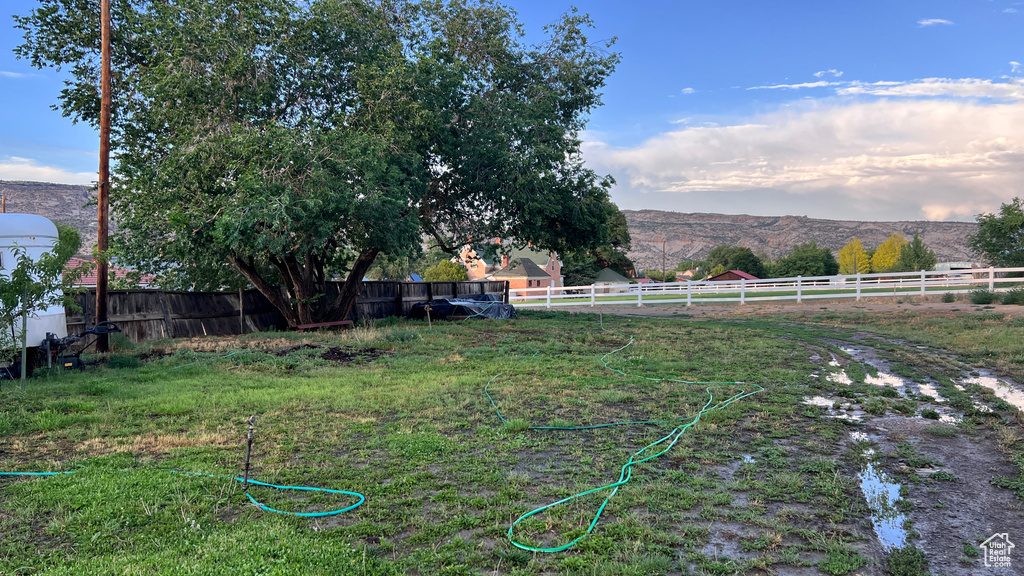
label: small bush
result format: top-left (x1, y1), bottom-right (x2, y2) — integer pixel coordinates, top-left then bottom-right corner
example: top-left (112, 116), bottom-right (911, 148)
top-left (887, 545), bottom-right (930, 576)
top-left (1000, 287), bottom-right (1024, 305)
top-left (864, 398), bottom-right (888, 415)
top-left (970, 289), bottom-right (997, 305)
top-left (941, 292), bottom-right (956, 303)
top-left (921, 409), bottom-right (940, 420)
top-left (108, 332), bottom-right (136, 352)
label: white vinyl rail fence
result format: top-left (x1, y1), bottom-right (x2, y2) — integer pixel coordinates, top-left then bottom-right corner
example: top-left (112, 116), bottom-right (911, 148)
top-left (510, 267), bottom-right (1024, 309)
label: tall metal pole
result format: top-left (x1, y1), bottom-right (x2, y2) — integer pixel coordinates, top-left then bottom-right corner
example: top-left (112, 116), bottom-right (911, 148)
top-left (95, 0), bottom-right (112, 353)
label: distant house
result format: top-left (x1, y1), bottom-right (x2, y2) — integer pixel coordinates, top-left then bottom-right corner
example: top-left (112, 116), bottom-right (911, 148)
top-left (676, 269), bottom-right (696, 281)
top-left (594, 267), bottom-right (632, 293)
top-left (489, 257), bottom-right (558, 290)
top-left (460, 241), bottom-right (563, 288)
top-left (66, 257), bottom-right (156, 288)
top-left (706, 270), bottom-right (758, 282)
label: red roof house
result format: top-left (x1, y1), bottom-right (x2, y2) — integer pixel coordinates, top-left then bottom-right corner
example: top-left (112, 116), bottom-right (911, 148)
top-left (706, 270), bottom-right (758, 282)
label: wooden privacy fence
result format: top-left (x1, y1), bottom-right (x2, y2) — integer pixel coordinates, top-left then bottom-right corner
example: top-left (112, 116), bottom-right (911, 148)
top-left (67, 280), bottom-right (508, 343)
top-left (510, 267), bottom-right (1024, 308)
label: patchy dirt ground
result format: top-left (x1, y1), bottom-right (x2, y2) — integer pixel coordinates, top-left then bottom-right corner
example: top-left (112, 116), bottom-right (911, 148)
top-left (863, 418), bottom-right (1024, 575)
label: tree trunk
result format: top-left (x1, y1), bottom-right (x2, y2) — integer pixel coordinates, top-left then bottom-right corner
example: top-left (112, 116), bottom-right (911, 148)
top-left (330, 248), bottom-right (380, 322)
top-left (229, 254), bottom-right (300, 327)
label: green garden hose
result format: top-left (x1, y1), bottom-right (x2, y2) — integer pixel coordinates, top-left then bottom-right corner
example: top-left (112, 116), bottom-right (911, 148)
top-left (485, 317), bottom-right (763, 552)
top-left (1, 469), bottom-right (364, 518)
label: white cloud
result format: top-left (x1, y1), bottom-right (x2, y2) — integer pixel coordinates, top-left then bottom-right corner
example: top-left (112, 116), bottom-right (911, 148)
top-left (813, 69), bottom-right (844, 79)
top-left (0, 71), bottom-right (31, 79)
top-left (1005, 8), bottom-right (1018, 13)
top-left (748, 81), bottom-right (836, 90)
top-left (837, 78), bottom-right (1024, 100)
top-left (1012, 62), bottom-right (1023, 73)
top-left (917, 18), bottom-right (954, 27)
top-left (680, 87), bottom-right (695, 95)
top-left (0, 157), bottom-right (96, 185)
top-left (583, 100), bottom-right (1024, 221)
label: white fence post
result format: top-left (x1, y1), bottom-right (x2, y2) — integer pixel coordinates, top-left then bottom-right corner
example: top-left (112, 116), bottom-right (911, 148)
top-left (546, 286), bottom-right (551, 309)
top-left (920, 270), bottom-right (926, 296)
top-left (686, 281), bottom-right (692, 306)
top-left (740, 278), bottom-right (746, 304)
top-left (797, 276), bottom-right (802, 304)
top-left (637, 284), bottom-right (643, 307)
top-left (856, 273), bottom-right (862, 301)
top-left (989, 267), bottom-right (995, 290)
top-left (590, 284), bottom-right (595, 307)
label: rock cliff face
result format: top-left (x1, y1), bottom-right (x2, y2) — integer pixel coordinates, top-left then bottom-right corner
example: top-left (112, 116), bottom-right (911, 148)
top-left (624, 210), bottom-right (980, 272)
top-left (0, 181), bottom-right (98, 252)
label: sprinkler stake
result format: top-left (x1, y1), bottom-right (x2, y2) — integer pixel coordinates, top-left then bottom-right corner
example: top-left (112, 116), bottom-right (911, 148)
top-left (243, 415), bottom-right (257, 493)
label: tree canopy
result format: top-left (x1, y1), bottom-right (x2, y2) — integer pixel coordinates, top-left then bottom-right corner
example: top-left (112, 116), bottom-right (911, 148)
top-left (968, 197), bottom-right (1024, 267)
top-left (422, 260), bottom-right (469, 282)
top-left (870, 233), bottom-right (907, 273)
top-left (705, 245), bottom-right (766, 278)
top-left (16, 0), bottom-right (619, 326)
top-left (893, 233), bottom-right (937, 272)
top-left (837, 238), bottom-right (870, 275)
top-left (771, 242), bottom-right (838, 278)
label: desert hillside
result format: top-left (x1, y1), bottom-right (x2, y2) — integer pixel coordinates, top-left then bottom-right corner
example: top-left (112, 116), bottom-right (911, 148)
top-left (1, 181), bottom-right (981, 271)
top-left (1, 180), bottom-right (98, 251)
top-left (623, 210), bottom-right (979, 272)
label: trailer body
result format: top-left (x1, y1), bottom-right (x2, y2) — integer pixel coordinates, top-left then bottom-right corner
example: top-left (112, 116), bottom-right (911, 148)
top-left (0, 214), bottom-right (68, 345)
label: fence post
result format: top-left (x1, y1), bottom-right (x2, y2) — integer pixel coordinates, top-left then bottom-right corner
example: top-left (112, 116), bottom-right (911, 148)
top-left (590, 284), bottom-right (596, 306)
top-left (989, 267), bottom-right (995, 291)
top-left (687, 281), bottom-right (692, 306)
top-left (546, 285), bottom-right (551, 309)
top-left (920, 270), bottom-right (926, 296)
top-left (740, 278), bottom-right (746, 304)
top-left (856, 273), bottom-right (862, 301)
top-left (797, 276), bottom-right (802, 304)
top-left (637, 284), bottom-right (643, 307)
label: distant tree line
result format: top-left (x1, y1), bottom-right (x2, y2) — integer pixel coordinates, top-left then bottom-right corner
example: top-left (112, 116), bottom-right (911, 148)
top-left (665, 234), bottom-right (939, 281)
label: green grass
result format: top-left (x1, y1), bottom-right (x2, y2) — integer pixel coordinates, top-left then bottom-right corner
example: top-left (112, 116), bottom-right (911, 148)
top-left (1, 309), bottom-right (1022, 574)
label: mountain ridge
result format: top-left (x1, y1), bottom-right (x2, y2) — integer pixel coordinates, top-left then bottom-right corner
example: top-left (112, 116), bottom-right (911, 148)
top-left (623, 209), bottom-right (979, 273)
top-left (0, 181), bottom-right (982, 273)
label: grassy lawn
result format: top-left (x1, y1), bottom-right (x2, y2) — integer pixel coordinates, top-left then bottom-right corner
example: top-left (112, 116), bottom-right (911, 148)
top-left (1, 310), bottom-right (1022, 575)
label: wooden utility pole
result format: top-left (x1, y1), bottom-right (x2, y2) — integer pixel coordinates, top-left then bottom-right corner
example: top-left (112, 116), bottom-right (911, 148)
top-left (95, 0), bottom-right (112, 352)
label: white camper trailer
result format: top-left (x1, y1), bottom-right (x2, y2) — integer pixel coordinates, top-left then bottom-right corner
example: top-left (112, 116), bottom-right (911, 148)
top-left (0, 214), bottom-right (69, 348)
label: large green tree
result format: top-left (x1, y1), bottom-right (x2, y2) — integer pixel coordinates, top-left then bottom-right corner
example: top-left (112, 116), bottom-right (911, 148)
top-left (772, 241), bottom-right (838, 278)
top-left (16, 0), bottom-right (619, 326)
top-left (893, 233), bottom-right (937, 272)
top-left (968, 198), bottom-right (1024, 267)
top-left (559, 200), bottom-right (633, 285)
top-left (705, 245), bottom-right (766, 278)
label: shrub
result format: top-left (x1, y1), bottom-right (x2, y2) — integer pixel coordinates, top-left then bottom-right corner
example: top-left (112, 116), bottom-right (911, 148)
top-left (887, 545), bottom-right (929, 576)
top-left (970, 289), bottom-right (997, 305)
top-left (1000, 287), bottom-right (1024, 305)
top-left (941, 292), bottom-right (956, 303)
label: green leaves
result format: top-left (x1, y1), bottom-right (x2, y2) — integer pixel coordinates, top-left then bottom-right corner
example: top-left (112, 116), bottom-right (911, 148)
top-left (17, 0), bottom-right (620, 324)
top-left (969, 197), bottom-right (1024, 267)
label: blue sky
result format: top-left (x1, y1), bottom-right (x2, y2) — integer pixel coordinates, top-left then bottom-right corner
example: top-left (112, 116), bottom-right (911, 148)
top-left (2, 0), bottom-right (1022, 221)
